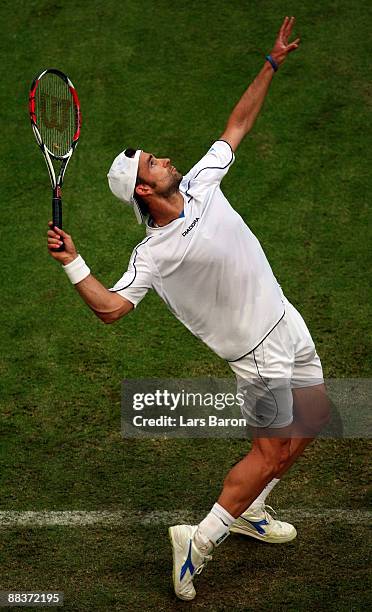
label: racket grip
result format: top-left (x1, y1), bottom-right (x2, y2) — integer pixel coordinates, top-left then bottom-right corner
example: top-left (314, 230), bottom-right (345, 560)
top-left (52, 196), bottom-right (65, 252)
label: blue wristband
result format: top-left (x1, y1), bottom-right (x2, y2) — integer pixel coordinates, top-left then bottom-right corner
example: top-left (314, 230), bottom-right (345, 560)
top-left (265, 54), bottom-right (278, 72)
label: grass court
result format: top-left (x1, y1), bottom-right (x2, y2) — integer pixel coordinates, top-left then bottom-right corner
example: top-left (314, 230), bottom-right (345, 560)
top-left (0, 0), bottom-right (371, 609)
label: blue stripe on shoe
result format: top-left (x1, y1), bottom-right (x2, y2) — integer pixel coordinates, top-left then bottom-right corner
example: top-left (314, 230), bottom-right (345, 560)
top-left (241, 516), bottom-right (269, 535)
top-left (180, 539), bottom-right (195, 580)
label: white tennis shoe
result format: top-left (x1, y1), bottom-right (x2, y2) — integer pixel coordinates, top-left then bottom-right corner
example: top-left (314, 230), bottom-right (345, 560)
top-left (169, 525), bottom-right (213, 601)
top-left (230, 504), bottom-right (297, 543)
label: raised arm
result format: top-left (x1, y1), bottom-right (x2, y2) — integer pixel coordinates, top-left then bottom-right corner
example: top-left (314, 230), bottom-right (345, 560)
top-left (47, 223), bottom-right (133, 323)
top-left (220, 16), bottom-right (300, 152)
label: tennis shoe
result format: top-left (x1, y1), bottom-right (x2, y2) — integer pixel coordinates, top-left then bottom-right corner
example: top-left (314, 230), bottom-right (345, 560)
top-left (230, 504), bottom-right (297, 543)
top-left (169, 524), bottom-right (213, 601)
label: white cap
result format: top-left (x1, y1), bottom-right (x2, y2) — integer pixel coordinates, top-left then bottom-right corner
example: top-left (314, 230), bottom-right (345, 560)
top-left (107, 149), bottom-right (144, 224)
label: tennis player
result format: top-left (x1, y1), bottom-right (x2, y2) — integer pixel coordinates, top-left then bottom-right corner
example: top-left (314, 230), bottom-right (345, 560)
top-left (47, 17), bottom-right (330, 601)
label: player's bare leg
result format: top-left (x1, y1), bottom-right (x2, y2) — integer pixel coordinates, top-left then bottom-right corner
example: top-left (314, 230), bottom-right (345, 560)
top-left (222, 384), bottom-right (332, 513)
top-left (169, 387), bottom-right (331, 600)
top-left (230, 384), bottom-right (331, 540)
top-left (217, 436), bottom-right (292, 516)
top-left (274, 383), bottom-right (331, 477)
top-left (233, 384), bottom-right (331, 510)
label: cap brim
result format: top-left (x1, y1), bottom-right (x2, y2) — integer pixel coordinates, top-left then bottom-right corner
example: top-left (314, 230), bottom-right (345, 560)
top-left (107, 149), bottom-right (145, 223)
top-left (132, 198), bottom-right (144, 224)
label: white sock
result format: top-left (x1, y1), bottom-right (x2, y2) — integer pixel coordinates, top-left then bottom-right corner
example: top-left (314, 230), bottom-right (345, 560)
top-left (247, 478), bottom-right (280, 511)
top-left (195, 503), bottom-right (235, 550)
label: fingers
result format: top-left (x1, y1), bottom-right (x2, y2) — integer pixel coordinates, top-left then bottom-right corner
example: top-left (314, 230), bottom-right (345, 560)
top-left (48, 239), bottom-right (63, 250)
top-left (46, 222), bottom-right (78, 262)
top-left (47, 229), bottom-right (63, 249)
top-left (48, 222), bottom-right (68, 235)
top-left (47, 222), bottom-right (64, 251)
top-left (47, 222), bottom-right (71, 239)
top-left (285, 16), bottom-right (295, 38)
top-left (287, 36), bottom-right (301, 53)
top-left (48, 241), bottom-right (63, 250)
top-left (287, 44), bottom-right (299, 53)
top-left (279, 16), bottom-right (289, 38)
top-left (53, 225), bottom-right (69, 239)
top-left (279, 16), bottom-right (295, 42)
top-left (48, 226), bottom-right (60, 238)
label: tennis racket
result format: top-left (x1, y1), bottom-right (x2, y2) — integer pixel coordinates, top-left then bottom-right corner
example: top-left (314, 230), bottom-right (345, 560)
top-left (29, 68), bottom-right (81, 251)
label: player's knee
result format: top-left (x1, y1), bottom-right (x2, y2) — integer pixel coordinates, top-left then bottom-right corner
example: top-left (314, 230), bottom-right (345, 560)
top-left (279, 444), bottom-right (291, 471)
top-left (260, 447), bottom-right (289, 479)
top-left (317, 400), bottom-right (331, 430)
top-left (294, 385), bottom-right (332, 435)
top-left (258, 459), bottom-right (278, 482)
top-left (271, 447), bottom-right (290, 474)
top-left (301, 397), bottom-right (331, 435)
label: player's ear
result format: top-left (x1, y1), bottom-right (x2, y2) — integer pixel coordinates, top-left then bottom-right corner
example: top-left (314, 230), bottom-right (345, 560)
top-left (135, 183), bottom-right (152, 197)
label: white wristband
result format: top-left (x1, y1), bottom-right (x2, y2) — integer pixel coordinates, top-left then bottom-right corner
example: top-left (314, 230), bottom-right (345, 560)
top-left (63, 255), bottom-right (91, 285)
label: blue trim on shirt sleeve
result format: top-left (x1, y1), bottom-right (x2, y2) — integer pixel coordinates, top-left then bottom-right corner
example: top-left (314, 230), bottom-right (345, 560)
top-left (184, 140), bottom-right (235, 202)
top-left (109, 236), bottom-right (152, 292)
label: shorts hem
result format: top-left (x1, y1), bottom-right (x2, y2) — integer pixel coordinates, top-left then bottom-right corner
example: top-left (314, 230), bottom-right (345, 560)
top-left (291, 378), bottom-right (324, 389)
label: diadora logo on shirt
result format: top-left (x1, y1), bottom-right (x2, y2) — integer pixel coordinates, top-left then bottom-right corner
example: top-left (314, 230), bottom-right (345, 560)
top-left (182, 217), bottom-right (199, 237)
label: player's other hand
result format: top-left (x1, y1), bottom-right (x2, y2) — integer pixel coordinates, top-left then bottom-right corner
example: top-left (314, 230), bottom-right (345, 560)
top-left (47, 221), bottom-right (78, 265)
top-left (270, 16), bottom-right (300, 67)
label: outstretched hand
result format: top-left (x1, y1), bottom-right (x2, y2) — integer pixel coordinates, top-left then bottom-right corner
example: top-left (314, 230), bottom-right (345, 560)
top-left (270, 16), bottom-right (300, 67)
top-left (47, 221), bottom-right (78, 265)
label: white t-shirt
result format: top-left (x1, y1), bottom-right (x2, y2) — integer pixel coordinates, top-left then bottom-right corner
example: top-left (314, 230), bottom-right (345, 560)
top-left (110, 140), bottom-right (285, 361)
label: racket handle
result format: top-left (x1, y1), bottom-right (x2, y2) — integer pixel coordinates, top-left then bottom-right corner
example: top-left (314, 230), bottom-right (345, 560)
top-left (52, 196), bottom-right (65, 252)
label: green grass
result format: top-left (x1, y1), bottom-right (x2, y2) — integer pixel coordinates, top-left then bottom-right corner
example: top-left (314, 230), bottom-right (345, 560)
top-left (0, 0), bottom-right (371, 610)
top-left (1, 519), bottom-right (370, 611)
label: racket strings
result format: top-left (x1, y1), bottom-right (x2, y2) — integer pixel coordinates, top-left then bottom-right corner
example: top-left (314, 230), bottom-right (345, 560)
top-left (35, 73), bottom-right (76, 157)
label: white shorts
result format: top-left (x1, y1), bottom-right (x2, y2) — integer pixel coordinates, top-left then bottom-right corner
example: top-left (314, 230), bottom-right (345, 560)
top-left (229, 298), bottom-right (324, 428)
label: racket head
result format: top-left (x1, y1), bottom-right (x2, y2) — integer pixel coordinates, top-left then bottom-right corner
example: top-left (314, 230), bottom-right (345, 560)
top-left (29, 68), bottom-right (81, 161)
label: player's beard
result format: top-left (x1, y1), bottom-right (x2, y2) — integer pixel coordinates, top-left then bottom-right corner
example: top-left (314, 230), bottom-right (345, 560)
top-left (155, 170), bottom-right (183, 199)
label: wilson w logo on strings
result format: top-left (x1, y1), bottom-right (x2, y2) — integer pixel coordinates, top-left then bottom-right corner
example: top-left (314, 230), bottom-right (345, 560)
top-left (40, 93), bottom-right (71, 132)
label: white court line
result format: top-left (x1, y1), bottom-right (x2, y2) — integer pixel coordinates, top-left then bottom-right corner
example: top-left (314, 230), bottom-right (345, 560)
top-left (0, 509), bottom-right (370, 528)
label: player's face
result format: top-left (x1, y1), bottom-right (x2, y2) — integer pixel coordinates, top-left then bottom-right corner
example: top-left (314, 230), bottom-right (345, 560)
top-left (137, 152), bottom-right (182, 197)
